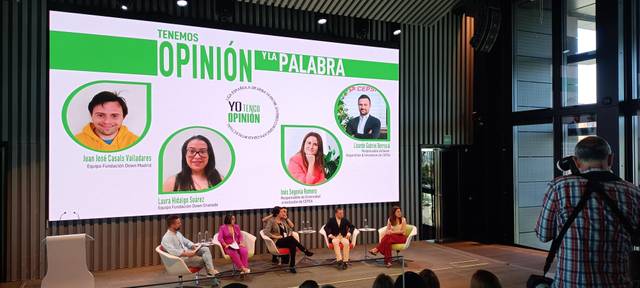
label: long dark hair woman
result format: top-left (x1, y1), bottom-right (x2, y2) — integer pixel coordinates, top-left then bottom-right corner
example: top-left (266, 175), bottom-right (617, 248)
top-left (369, 206), bottom-right (408, 267)
top-left (287, 132), bottom-right (326, 185)
top-left (163, 135), bottom-right (223, 192)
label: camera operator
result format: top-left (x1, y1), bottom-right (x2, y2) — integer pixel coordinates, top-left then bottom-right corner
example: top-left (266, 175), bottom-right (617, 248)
top-left (535, 136), bottom-right (640, 288)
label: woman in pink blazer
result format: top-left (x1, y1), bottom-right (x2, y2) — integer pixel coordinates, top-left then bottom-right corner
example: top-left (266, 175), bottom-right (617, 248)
top-left (217, 215), bottom-right (250, 273)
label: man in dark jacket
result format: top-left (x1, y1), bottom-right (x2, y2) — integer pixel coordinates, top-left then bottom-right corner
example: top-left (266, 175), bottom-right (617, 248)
top-left (345, 95), bottom-right (381, 139)
top-left (324, 207), bottom-right (355, 269)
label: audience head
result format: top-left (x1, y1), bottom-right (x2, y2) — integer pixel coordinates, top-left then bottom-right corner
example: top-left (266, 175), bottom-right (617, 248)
top-left (166, 215), bottom-right (182, 231)
top-left (394, 271), bottom-right (426, 288)
top-left (334, 207), bottom-right (344, 219)
top-left (418, 269), bottom-right (440, 288)
top-left (223, 214), bottom-right (236, 225)
top-left (470, 270), bottom-right (502, 288)
top-left (372, 273), bottom-right (395, 288)
top-left (299, 280), bottom-right (319, 288)
top-left (222, 284), bottom-right (248, 288)
top-left (320, 285), bottom-right (336, 288)
top-left (574, 136), bottom-right (613, 170)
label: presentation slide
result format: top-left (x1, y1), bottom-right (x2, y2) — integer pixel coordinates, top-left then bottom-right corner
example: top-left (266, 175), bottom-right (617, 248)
top-left (48, 11), bottom-right (399, 221)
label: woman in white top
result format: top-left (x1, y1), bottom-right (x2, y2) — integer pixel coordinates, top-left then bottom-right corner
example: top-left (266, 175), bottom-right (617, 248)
top-left (368, 206), bottom-right (407, 267)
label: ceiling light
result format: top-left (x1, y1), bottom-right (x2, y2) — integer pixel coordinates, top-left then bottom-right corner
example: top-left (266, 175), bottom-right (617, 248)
top-left (121, 4), bottom-right (128, 10)
top-left (317, 18), bottom-right (327, 25)
top-left (177, 0), bottom-right (188, 7)
top-left (393, 29), bottom-right (401, 36)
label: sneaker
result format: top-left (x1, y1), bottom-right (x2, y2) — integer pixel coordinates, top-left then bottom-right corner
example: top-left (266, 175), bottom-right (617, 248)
top-left (342, 261), bottom-right (349, 270)
top-left (336, 260), bottom-right (344, 269)
top-left (289, 267), bottom-right (297, 273)
top-left (304, 250), bottom-right (314, 257)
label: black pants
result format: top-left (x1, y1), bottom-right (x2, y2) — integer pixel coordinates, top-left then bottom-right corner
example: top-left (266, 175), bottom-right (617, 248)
top-left (276, 236), bottom-right (306, 267)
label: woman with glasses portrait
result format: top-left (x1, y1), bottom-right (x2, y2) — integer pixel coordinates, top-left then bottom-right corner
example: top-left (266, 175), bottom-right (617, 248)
top-left (163, 135), bottom-right (223, 192)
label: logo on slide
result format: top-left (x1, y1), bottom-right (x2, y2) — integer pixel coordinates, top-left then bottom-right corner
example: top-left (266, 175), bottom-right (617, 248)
top-left (226, 86), bottom-right (279, 140)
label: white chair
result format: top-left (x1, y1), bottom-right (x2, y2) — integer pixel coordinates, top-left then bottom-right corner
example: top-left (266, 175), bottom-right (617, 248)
top-left (318, 224), bottom-right (360, 261)
top-left (377, 225), bottom-right (418, 260)
top-left (211, 230), bottom-right (256, 274)
top-left (155, 245), bottom-right (203, 287)
top-left (259, 230), bottom-right (290, 261)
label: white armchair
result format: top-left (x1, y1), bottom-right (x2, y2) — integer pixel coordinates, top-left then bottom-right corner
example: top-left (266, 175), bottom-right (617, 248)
top-left (155, 245), bottom-right (203, 286)
top-left (211, 230), bottom-right (256, 273)
top-left (377, 224), bottom-right (418, 258)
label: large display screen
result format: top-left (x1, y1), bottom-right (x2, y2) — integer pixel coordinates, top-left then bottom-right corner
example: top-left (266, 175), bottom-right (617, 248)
top-left (49, 11), bottom-right (399, 220)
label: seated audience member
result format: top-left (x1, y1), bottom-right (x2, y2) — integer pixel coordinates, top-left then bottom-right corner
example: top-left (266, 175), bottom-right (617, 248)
top-left (535, 136), bottom-right (640, 287)
top-left (262, 206), bottom-right (281, 264)
top-left (321, 285), bottom-right (336, 288)
top-left (372, 273), bottom-right (395, 288)
top-left (369, 206), bottom-right (408, 267)
top-left (161, 215), bottom-right (218, 276)
top-left (299, 280), bottom-right (320, 288)
top-left (263, 207), bottom-right (314, 273)
top-left (323, 207), bottom-right (355, 270)
top-left (394, 271), bottom-right (427, 288)
top-left (470, 270), bottom-right (502, 288)
top-left (74, 91), bottom-right (139, 151)
top-left (222, 284), bottom-right (248, 288)
top-left (419, 269), bottom-right (441, 288)
top-left (217, 215), bottom-right (250, 274)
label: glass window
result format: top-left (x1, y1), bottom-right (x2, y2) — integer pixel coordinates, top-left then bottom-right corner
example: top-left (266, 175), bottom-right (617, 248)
top-left (564, 58), bottom-right (597, 105)
top-left (634, 114), bottom-right (640, 184)
top-left (513, 0), bottom-right (552, 112)
top-left (562, 114), bottom-right (597, 160)
top-left (564, 0), bottom-right (596, 106)
top-left (513, 123), bottom-right (553, 250)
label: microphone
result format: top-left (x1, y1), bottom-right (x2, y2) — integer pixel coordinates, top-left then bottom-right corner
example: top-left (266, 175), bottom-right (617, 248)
top-left (72, 211), bottom-right (80, 220)
top-left (58, 211), bottom-right (67, 221)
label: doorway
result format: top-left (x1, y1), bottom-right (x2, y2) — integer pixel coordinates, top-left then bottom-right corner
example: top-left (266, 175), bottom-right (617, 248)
top-left (420, 147), bottom-right (467, 242)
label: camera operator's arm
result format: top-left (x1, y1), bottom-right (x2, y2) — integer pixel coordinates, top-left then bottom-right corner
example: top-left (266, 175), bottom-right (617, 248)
top-left (535, 184), bottom-right (559, 243)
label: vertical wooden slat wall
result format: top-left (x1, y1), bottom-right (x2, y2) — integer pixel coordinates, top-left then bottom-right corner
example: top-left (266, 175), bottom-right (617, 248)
top-left (0, 0), bottom-right (474, 281)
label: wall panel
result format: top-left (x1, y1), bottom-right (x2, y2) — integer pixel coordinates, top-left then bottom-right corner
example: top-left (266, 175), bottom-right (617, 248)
top-left (0, 0), bottom-right (473, 281)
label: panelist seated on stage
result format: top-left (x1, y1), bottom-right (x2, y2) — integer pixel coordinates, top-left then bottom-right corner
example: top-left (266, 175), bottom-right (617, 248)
top-left (323, 207), bottom-right (355, 270)
top-left (161, 215), bottom-right (218, 276)
top-left (217, 215), bottom-right (250, 274)
top-left (262, 206), bottom-right (283, 264)
top-left (369, 206), bottom-right (408, 267)
top-left (263, 207), bottom-right (314, 273)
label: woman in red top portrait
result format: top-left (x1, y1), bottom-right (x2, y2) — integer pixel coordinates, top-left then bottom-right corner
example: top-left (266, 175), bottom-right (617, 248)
top-left (287, 132), bottom-right (326, 185)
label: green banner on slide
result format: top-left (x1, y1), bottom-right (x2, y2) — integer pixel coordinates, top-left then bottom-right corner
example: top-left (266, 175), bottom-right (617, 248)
top-left (254, 50), bottom-right (399, 81)
top-left (50, 31), bottom-right (158, 76)
top-left (50, 31), bottom-right (398, 80)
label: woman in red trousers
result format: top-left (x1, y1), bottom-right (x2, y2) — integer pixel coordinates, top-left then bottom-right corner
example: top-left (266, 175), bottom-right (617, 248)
top-left (368, 206), bottom-right (407, 267)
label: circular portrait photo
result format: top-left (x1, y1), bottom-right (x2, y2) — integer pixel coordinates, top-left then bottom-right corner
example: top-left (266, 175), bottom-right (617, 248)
top-left (159, 126), bottom-right (235, 193)
top-left (281, 125), bottom-right (342, 186)
top-left (62, 80), bottom-right (151, 152)
top-left (335, 83), bottom-right (390, 141)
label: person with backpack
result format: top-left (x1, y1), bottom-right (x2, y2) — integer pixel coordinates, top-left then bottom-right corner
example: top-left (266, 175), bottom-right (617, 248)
top-left (535, 136), bottom-right (640, 287)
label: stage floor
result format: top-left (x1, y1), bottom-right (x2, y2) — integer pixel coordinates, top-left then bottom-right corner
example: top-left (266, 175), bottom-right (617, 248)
top-left (2, 241), bottom-right (550, 288)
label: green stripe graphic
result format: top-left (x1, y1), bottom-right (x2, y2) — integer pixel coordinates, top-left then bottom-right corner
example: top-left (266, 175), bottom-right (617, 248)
top-left (50, 31), bottom-right (158, 76)
top-left (255, 50), bottom-right (398, 81)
